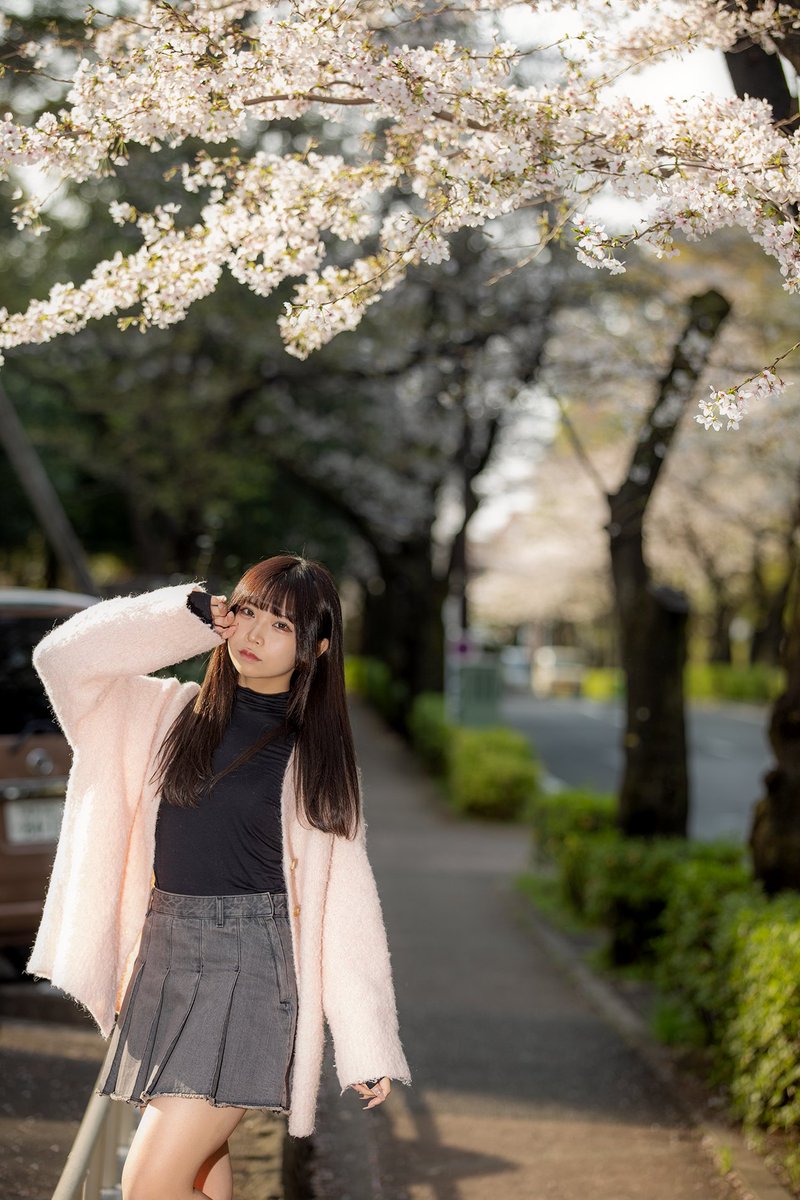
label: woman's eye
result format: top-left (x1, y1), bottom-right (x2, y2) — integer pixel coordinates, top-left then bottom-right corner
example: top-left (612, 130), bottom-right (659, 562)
top-left (276, 621), bottom-right (292, 632)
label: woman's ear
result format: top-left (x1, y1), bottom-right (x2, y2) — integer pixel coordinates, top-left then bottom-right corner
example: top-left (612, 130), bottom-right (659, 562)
top-left (316, 638), bottom-right (330, 658)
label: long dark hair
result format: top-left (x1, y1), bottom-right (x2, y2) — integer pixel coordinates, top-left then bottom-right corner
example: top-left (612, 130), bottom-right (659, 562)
top-left (149, 554), bottom-right (361, 839)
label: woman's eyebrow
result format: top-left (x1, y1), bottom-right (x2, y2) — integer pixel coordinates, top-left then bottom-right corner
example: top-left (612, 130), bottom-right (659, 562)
top-left (242, 598), bottom-right (295, 624)
top-left (267, 603), bottom-right (295, 624)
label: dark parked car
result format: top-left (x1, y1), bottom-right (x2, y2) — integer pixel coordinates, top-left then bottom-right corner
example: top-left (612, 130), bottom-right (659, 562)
top-left (0, 587), bottom-right (99, 970)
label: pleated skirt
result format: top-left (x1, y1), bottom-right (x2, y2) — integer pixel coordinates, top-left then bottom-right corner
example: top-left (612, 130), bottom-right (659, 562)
top-left (96, 886), bottom-right (298, 1114)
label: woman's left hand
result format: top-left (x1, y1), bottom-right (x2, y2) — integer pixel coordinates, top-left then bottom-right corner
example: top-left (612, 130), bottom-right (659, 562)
top-left (209, 594), bottom-right (237, 639)
top-left (351, 1077), bottom-right (392, 1109)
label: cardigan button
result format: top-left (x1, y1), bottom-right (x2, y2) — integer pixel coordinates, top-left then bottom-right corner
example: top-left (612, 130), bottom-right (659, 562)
top-left (290, 858), bottom-right (298, 871)
top-left (293, 904), bottom-right (301, 916)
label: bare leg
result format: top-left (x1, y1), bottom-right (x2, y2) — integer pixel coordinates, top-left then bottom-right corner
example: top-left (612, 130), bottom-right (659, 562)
top-left (121, 1096), bottom-right (246, 1200)
top-left (194, 1139), bottom-right (233, 1200)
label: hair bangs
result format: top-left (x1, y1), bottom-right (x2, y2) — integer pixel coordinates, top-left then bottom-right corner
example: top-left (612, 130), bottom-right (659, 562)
top-left (237, 591), bottom-right (296, 624)
top-left (233, 576), bottom-right (298, 626)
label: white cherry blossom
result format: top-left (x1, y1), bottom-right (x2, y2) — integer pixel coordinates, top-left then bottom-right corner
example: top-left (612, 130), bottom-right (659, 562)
top-left (0, 0), bottom-right (799, 421)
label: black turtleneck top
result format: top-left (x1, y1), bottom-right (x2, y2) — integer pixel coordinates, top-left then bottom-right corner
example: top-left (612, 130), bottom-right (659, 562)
top-left (152, 589), bottom-right (296, 895)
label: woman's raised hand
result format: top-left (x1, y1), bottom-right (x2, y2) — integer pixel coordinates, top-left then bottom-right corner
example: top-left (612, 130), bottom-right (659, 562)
top-left (210, 595), bottom-right (237, 640)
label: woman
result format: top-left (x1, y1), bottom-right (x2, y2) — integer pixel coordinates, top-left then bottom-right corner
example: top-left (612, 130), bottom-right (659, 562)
top-left (26, 554), bottom-right (411, 1200)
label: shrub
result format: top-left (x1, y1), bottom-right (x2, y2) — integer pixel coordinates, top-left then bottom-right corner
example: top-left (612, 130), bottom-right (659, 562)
top-left (526, 787), bottom-right (617, 864)
top-left (576, 662), bottom-right (785, 705)
top-left (653, 857), bottom-right (758, 1041)
top-left (344, 654), bottom-right (367, 695)
top-left (447, 726), bottom-right (539, 820)
top-left (558, 828), bottom-right (621, 916)
top-left (407, 692), bottom-right (455, 775)
top-left (582, 668), bottom-right (624, 701)
top-left (557, 834), bottom-right (747, 966)
top-left (582, 836), bottom-right (695, 965)
top-left (346, 655), bottom-right (409, 726)
top-left (714, 890), bottom-right (800, 1131)
top-left (685, 662), bottom-right (784, 704)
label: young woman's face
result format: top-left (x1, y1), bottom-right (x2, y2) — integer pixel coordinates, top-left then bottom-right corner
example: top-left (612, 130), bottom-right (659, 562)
top-left (226, 600), bottom-right (298, 691)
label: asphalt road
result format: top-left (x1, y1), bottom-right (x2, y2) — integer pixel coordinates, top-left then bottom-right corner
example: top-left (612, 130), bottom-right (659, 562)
top-left (500, 691), bottom-right (772, 843)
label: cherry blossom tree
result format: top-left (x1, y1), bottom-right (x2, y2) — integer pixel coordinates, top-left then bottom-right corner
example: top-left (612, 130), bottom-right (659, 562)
top-left (472, 222), bottom-right (800, 840)
top-left (472, 227), bottom-right (800, 655)
top-left (1, 0), bottom-right (799, 429)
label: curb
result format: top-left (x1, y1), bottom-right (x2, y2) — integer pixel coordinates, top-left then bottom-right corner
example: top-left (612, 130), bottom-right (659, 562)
top-left (510, 890), bottom-right (795, 1200)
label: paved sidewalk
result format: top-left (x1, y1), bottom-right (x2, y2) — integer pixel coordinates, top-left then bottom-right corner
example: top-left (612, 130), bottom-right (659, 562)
top-left (311, 696), bottom-right (741, 1200)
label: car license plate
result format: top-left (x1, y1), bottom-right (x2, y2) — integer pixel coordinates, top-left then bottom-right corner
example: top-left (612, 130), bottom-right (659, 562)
top-left (4, 799), bottom-right (64, 845)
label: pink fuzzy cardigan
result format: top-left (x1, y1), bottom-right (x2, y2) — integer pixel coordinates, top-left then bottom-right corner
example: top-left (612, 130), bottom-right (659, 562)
top-left (25, 581), bottom-right (411, 1138)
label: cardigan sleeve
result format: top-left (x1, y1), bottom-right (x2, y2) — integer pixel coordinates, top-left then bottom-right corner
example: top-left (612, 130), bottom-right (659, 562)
top-left (320, 807), bottom-right (412, 1095)
top-left (186, 588), bottom-right (215, 628)
top-left (32, 581), bottom-right (222, 750)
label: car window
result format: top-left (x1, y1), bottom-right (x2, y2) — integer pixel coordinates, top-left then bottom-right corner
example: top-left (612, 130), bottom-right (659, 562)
top-left (0, 614), bottom-right (72, 735)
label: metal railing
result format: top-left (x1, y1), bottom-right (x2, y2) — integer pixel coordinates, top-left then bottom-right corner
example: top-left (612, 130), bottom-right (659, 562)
top-left (52, 1060), bottom-right (139, 1200)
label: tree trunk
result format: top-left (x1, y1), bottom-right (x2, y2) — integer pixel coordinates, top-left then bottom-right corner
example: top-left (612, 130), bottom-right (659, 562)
top-left (750, 574), bottom-right (790, 665)
top-left (613, 573), bottom-right (691, 836)
top-left (375, 540), bottom-right (448, 699)
top-left (607, 290), bottom-right (731, 837)
top-left (749, 531), bottom-right (794, 666)
top-left (708, 595), bottom-right (734, 664)
top-left (0, 380), bottom-right (97, 594)
top-left (750, 491), bottom-right (800, 891)
top-left (723, 4), bottom-right (800, 890)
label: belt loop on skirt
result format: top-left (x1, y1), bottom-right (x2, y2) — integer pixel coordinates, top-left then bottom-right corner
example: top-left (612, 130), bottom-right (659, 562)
top-left (216, 896), bottom-right (224, 926)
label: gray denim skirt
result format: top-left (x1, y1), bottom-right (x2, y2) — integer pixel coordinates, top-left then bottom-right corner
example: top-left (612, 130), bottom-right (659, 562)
top-left (96, 886), bottom-right (298, 1114)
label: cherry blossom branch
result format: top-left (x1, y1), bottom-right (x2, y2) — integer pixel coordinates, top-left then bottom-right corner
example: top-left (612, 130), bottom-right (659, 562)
top-left (0, 0), bottom-right (799, 425)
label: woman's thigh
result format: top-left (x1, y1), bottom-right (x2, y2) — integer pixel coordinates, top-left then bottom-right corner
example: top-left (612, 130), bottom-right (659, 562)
top-left (194, 1139), bottom-right (233, 1200)
top-left (121, 1095), bottom-right (247, 1200)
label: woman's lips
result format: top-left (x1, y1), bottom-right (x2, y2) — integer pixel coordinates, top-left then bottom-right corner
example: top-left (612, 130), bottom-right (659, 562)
top-left (240, 649), bottom-right (260, 661)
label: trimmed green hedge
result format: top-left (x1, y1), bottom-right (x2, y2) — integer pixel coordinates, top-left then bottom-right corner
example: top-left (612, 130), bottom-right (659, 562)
top-left (345, 655), bottom-right (409, 726)
top-left (387, 688), bottom-right (542, 821)
top-left (522, 779), bottom-right (800, 1136)
top-left (526, 788), bottom-right (616, 864)
top-left (582, 668), bottom-right (624, 701)
top-left (447, 726), bottom-right (539, 820)
top-left (714, 891), bottom-right (800, 1131)
top-left (376, 667), bottom-right (800, 1138)
top-left (653, 857), bottom-right (758, 1039)
top-left (575, 663), bottom-right (783, 704)
top-left (547, 820), bottom-right (745, 965)
top-left (407, 691), bottom-right (455, 775)
top-left (590, 836), bottom-right (691, 964)
top-left (686, 661), bottom-right (784, 704)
